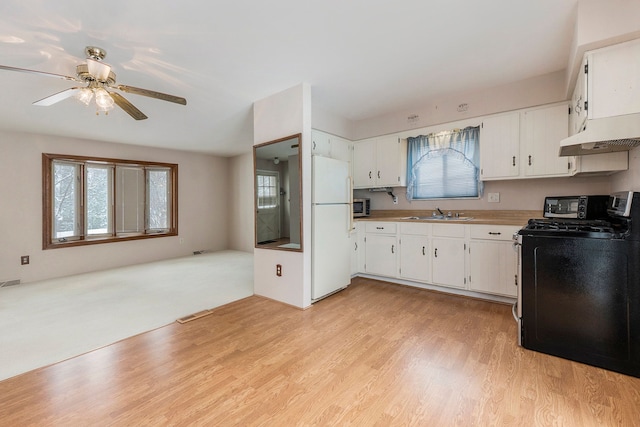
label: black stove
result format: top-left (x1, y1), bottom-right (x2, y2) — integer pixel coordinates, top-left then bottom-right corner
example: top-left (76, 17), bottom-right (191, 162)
top-left (515, 191), bottom-right (640, 378)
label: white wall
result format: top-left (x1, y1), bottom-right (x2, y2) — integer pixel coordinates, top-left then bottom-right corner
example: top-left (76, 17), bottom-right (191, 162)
top-left (611, 147), bottom-right (640, 193)
top-left (0, 130), bottom-right (229, 284)
top-left (355, 175), bottom-right (613, 213)
top-left (228, 152), bottom-right (255, 252)
top-left (252, 83), bottom-right (313, 309)
top-left (350, 71), bottom-right (566, 141)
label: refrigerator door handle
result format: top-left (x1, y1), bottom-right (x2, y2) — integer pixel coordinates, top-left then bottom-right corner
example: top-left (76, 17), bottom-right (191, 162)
top-left (347, 176), bottom-right (353, 232)
top-left (347, 204), bottom-right (352, 234)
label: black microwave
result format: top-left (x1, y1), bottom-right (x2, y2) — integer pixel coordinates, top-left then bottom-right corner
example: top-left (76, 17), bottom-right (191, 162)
top-left (353, 198), bottom-right (370, 217)
top-left (543, 195), bottom-right (610, 220)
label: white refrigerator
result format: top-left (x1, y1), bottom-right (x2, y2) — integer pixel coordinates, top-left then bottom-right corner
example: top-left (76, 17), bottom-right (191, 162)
top-left (312, 155), bottom-right (352, 301)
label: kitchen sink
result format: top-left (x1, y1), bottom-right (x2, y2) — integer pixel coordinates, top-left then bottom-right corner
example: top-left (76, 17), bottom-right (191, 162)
top-left (400, 215), bottom-right (474, 221)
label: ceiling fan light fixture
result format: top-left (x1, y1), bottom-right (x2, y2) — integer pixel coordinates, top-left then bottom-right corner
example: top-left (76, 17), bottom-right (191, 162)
top-left (94, 88), bottom-right (114, 113)
top-left (86, 58), bottom-right (112, 82)
top-left (75, 88), bottom-right (93, 106)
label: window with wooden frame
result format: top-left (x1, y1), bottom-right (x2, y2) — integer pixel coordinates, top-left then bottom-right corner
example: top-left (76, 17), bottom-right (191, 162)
top-left (43, 153), bottom-right (178, 249)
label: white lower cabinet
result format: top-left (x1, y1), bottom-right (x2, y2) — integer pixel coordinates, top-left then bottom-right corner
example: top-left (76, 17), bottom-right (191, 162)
top-left (358, 221), bottom-right (520, 300)
top-left (431, 224), bottom-right (466, 289)
top-left (351, 223), bottom-right (366, 276)
top-left (364, 222), bottom-right (398, 278)
top-left (350, 227), bottom-right (358, 276)
top-left (468, 225), bottom-right (520, 297)
top-left (399, 223), bottom-right (430, 282)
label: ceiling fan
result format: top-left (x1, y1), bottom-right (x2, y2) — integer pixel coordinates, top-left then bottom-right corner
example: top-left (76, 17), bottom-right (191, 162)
top-left (0, 46), bottom-right (187, 120)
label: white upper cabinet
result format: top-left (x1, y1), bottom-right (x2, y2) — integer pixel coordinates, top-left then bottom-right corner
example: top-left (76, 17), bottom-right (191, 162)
top-left (569, 56), bottom-right (589, 136)
top-left (479, 112), bottom-right (521, 180)
top-left (353, 136), bottom-right (407, 188)
top-left (481, 104), bottom-right (572, 180)
top-left (587, 38), bottom-right (640, 120)
top-left (521, 104), bottom-right (571, 177)
top-left (353, 138), bottom-right (377, 187)
top-left (311, 130), bottom-right (353, 163)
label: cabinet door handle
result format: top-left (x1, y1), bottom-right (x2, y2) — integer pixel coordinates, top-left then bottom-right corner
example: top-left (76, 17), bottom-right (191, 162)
top-left (376, 226), bottom-right (384, 230)
top-left (434, 248), bottom-right (438, 258)
top-left (355, 242), bottom-right (358, 251)
top-left (422, 246), bottom-right (425, 256)
top-left (313, 141), bottom-right (316, 150)
top-left (377, 171), bottom-right (381, 179)
top-left (391, 244), bottom-right (395, 254)
top-left (488, 232), bottom-right (501, 236)
top-left (512, 156), bottom-right (516, 166)
top-left (528, 155), bottom-right (532, 166)
top-left (369, 171), bottom-right (372, 179)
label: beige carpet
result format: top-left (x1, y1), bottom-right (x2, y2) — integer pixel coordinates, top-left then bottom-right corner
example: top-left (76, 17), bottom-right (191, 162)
top-left (0, 250), bottom-right (253, 381)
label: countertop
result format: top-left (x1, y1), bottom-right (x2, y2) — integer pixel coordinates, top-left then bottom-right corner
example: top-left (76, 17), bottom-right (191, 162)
top-left (355, 210), bottom-right (541, 226)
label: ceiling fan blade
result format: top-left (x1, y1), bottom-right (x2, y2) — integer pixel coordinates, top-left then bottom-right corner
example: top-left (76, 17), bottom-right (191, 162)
top-left (109, 92), bottom-right (148, 120)
top-left (114, 84), bottom-right (187, 105)
top-left (0, 64), bottom-right (79, 82)
top-left (33, 87), bottom-right (83, 106)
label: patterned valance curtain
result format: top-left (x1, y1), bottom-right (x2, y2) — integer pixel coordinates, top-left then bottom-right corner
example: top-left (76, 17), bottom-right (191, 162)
top-left (406, 126), bottom-right (481, 200)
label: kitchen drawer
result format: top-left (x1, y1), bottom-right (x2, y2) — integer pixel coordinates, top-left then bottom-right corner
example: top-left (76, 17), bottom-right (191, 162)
top-left (399, 222), bottom-right (430, 236)
top-left (432, 223), bottom-right (466, 238)
top-left (365, 222), bottom-right (397, 234)
top-left (469, 225), bottom-right (521, 241)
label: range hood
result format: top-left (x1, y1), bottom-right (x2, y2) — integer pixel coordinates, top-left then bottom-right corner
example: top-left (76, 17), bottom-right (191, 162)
top-left (559, 113), bottom-right (640, 156)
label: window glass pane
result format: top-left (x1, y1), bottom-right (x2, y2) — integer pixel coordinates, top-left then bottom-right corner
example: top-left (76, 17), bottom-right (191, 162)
top-left (44, 154), bottom-right (177, 248)
top-left (53, 161), bottom-right (79, 239)
top-left (147, 168), bottom-right (170, 231)
top-left (257, 173), bottom-right (278, 209)
top-left (406, 127), bottom-right (480, 200)
top-left (86, 164), bottom-right (113, 235)
top-left (115, 166), bottom-right (145, 234)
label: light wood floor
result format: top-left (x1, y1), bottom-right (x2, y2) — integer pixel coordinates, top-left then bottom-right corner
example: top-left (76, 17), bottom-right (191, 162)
top-left (1, 277), bottom-right (639, 426)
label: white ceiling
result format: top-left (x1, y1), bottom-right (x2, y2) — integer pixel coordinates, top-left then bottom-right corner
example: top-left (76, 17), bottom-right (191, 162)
top-left (0, 0), bottom-right (578, 157)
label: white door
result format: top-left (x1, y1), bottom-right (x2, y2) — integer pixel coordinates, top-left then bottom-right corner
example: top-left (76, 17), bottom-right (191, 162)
top-left (312, 204), bottom-right (351, 300)
top-left (256, 170), bottom-right (280, 243)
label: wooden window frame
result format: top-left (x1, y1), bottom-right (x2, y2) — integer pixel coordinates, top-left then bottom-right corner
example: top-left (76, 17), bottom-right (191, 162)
top-left (43, 153), bottom-right (178, 250)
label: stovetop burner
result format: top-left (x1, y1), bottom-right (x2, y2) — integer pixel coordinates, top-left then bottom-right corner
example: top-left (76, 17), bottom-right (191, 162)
top-left (521, 218), bottom-right (626, 239)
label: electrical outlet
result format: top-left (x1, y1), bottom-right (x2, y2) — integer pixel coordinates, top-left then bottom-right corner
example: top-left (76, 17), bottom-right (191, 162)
top-left (393, 195), bottom-right (398, 205)
top-left (276, 264), bottom-right (282, 277)
top-left (21, 255), bottom-right (29, 265)
top-left (488, 192), bottom-right (500, 203)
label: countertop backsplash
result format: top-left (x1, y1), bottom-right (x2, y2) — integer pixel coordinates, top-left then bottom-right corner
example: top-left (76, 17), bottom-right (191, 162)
top-left (354, 174), bottom-right (612, 212)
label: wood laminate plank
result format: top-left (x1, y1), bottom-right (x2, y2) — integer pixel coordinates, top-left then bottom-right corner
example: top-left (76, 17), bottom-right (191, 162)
top-left (0, 277), bottom-right (639, 426)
